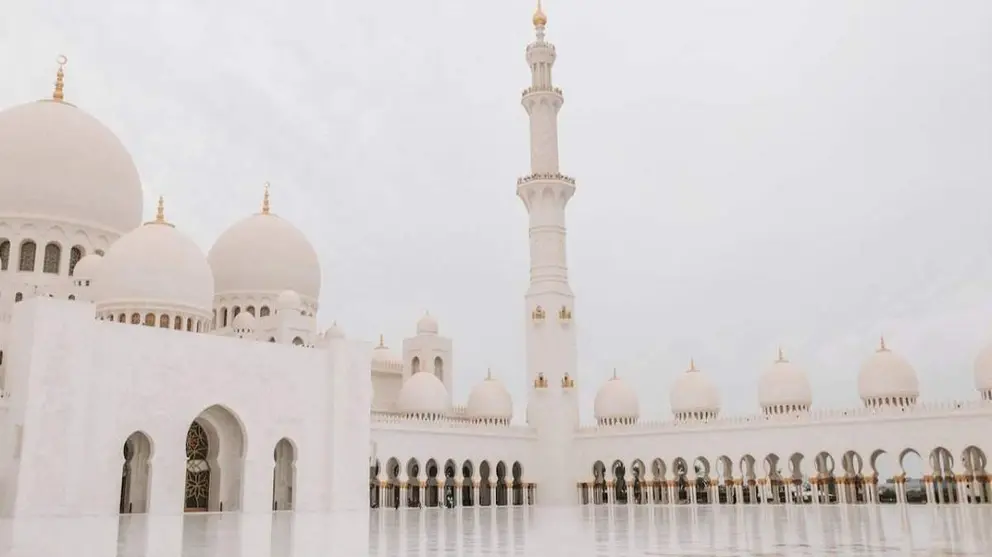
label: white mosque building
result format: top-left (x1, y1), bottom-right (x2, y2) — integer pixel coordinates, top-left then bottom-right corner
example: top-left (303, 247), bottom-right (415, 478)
top-left (0, 6), bottom-right (990, 518)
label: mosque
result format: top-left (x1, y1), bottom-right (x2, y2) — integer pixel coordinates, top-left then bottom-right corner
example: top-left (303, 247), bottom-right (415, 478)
top-left (0, 4), bottom-right (990, 518)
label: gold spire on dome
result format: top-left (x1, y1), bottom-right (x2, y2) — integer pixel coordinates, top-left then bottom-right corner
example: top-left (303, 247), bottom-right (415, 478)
top-left (261, 182), bottom-right (271, 215)
top-left (612, 368), bottom-right (618, 380)
top-left (533, 0), bottom-right (547, 27)
top-left (378, 334), bottom-right (384, 347)
top-left (146, 195), bottom-right (175, 227)
top-left (688, 358), bottom-right (697, 372)
top-left (52, 55), bottom-right (67, 102)
top-left (776, 346), bottom-right (788, 363)
top-left (486, 368), bottom-right (493, 380)
top-left (878, 335), bottom-right (889, 352)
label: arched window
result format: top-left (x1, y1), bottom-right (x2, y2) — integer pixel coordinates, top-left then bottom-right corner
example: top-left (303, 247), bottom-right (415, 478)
top-left (130, 313), bottom-right (140, 324)
top-left (196, 321), bottom-right (202, 333)
top-left (292, 337), bottom-right (304, 346)
top-left (232, 306), bottom-right (241, 319)
top-left (118, 313), bottom-right (126, 323)
top-left (220, 307), bottom-right (228, 327)
top-left (186, 318), bottom-right (193, 331)
top-left (246, 305), bottom-right (255, 316)
top-left (159, 315), bottom-right (170, 328)
top-left (68, 246), bottom-right (84, 276)
top-left (174, 316), bottom-right (182, 330)
top-left (411, 356), bottom-right (420, 375)
top-left (42, 242), bottom-right (62, 274)
top-left (0, 240), bottom-right (10, 271)
top-left (68, 294), bottom-right (76, 301)
top-left (18, 241), bottom-right (36, 272)
top-left (14, 292), bottom-right (22, 303)
top-left (144, 313), bottom-right (155, 327)
top-left (259, 306), bottom-right (271, 317)
top-left (434, 357), bottom-right (444, 381)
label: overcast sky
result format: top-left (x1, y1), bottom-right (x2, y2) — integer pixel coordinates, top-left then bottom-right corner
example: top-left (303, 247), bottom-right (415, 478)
top-left (3, 1), bottom-right (991, 431)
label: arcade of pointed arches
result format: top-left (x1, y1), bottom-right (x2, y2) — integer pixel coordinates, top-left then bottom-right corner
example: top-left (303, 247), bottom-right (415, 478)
top-left (579, 446), bottom-right (990, 506)
top-left (117, 404), bottom-right (298, 514)
top-left (369, 457), bottom-right (532, 509)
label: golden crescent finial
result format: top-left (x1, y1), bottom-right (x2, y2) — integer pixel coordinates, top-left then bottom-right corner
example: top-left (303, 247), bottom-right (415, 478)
top-left (533, 0), bottom-right (547, 27)
top-left (53, 54), bottom-right (68, 102)
top-left (777, 346), bottom-right (787, 363)
top-left (261, 182), bottom-right (271, 215)
top-left (155, 196), bottom-right (166, 223)
top-left (878, 335), bottom-right (888, 352)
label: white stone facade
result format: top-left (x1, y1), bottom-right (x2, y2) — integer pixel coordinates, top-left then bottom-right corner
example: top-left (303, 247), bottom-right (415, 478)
top-left (0, 6), bottom-right (990, 520)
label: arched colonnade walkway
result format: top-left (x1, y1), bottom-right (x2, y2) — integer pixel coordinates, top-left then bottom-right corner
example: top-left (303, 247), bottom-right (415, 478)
top-left (118, 404), bottom-right (299, 514)
top-left (580, 447), bottom-right (991, 506)
top-left (370, 458), bottom-right (533, 509)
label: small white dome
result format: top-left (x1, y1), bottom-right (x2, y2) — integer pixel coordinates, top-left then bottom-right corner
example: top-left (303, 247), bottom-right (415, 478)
top-left (276, 290), bottom-right (301, 312)
top-left (0, 99), bottom-right (143, 234)
top-left (372, 335), bottom-right (395, 363)
top-left (396, 371), bottom-right (450, 416)
top-left (670, 360), bottom-right (721, 418)
top-left (466, 370), bottom-right (513, 421)
top-left (417, 312), bottom-right (438, 335)
top-left (758, 350), bottom-right (812, 412)
top-left (72, 253), bottom-right (103, 281)
top-left (857, 339), bottom-right (919, 403)
top-left (95, 208), bottom-right (214, 316)
top-left (232, 311), bottom-right (256, 332)
top-left (324, 322), bottom-right (345, 339)
top-left (207, 210), bottom-right (321, 301)
top-left (974, 342), bottom-right (992, 394)
top-left (593, 371), bottom-right (640, 424)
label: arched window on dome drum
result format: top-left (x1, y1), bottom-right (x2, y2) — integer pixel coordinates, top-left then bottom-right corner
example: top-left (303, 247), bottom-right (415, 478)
top-left (95, 249), bottom-right (105, 256)
top-left (14, 293), bottom-right (22, 303)
top-left (118, 313), bottom-right (126, 323)
top-left (232, 306), bottom-right (241, 319)
top-left (259, 306), bottom-right (270, 317)
top-left (220, 307), bottom-right (228, 327)
top-left (292, 337), bottom-right (304, 346)
top-left (159, 315), bottom-right (170, 328)
top-left (411, 356), bottom-right (420, 375)
top-left (68, 294), bottom-right (75, 301)
top-left (245, 306), bottom-right (255, 316)
top-left (434, 357), bottom-right (444, 381)
top-left (143, 313), bottom-right (155, 327)
top-left (68, 246), bottom-right (84, 276)
top-left (0, 240), bottom-right (10, 270)
top-left (42, 243), bottom-right (61, 274)
top-left (211, 309), bottom-right (217, 329)
top-left (174, 316), bottom-right (182, 330)
top-left (196, 321), bottom-right (202, 333)
top-left (186, 318), bottom-right (193, 332)
top-left (18, 240), bottom-right (36, 272)
top-left (130, 313), bottom-right (140, 325)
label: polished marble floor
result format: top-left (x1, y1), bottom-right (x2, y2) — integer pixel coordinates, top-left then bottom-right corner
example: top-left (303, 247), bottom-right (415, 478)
top-left (0, 505), bottom-right (987, 556)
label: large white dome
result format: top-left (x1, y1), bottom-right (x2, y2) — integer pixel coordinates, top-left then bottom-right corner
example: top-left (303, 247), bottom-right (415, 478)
top-left (0, 99), bottom-right (142, 234)
top-left (758, 350), bottom-right (812, 413)
top-left (96, 202), bottom-right (214, 315)
top-left (396, 371), bottom-right (450, 417)
top-left (857, 339), bottom-right (919, 405)
top-left (670, 360), bottom-right (721, 419)
top-left (593, 371), bottom-right (640, 425)
top-left (466, 370), bottom-right (513, 422)
top-left (208, 209), bottom-right (321, 301)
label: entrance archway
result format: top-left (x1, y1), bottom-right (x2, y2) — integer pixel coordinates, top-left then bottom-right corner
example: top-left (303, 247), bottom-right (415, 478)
top-left (183, 405), bottom-right (247, 512)
top-left (272, 438), bottom-right (297, 511)
top-left (120, 431), bottom-right (153, 514)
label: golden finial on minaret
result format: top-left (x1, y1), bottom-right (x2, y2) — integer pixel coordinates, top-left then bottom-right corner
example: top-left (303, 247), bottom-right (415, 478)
top-left (878, 335), bottom-right (888, 352)
top-left (776, 346), bottom-right (788, 363)
top-left (261, 182), bottom-right (271, 215)
top-left (688, 358), bottom-right (697, 372)
top-left (533, 0), bottom-right (547, 27)
top-left (378, 334), bottom-right (384, 347)
top-left (53, 55), bottom-right (68, 102)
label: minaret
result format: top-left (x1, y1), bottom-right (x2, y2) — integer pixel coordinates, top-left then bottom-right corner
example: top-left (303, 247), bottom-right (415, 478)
top-left (518, 1), bottom-right (579, 507)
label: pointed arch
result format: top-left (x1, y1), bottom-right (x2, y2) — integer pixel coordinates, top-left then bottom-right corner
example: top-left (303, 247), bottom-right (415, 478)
top-left (183, 404), bottom-right (247, 512)
top-left (42, 242), bottom-right (61, 274)
top-left (68, 245), bottom-right (84, 275)
top-left (272, 437), bottom-right (297, 511)
top-left (119, 431), bottom-right (154, 514)
top-left (18, 240), bottom-right (36, 272)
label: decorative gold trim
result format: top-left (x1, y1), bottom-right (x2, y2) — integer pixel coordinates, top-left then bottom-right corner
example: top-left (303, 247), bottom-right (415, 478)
top-left (532, 305), bottom-right (546, 321)
top-left (533, 0), bottom-right (547, 27)
top-left (561, 373), bottom-right (574, 388)
top-left (557, 305), bottom-right (572, 321)
top-left (534, 372), bottom-right (548, 388)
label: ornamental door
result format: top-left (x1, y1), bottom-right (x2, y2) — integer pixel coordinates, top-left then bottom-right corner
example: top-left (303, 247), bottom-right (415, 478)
top-left (185, 421), bottom-right (211, 511)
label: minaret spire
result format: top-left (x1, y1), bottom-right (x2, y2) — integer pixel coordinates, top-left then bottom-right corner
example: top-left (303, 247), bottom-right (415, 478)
top-left (261, 182), bottom-right (271, 215)
top-left (52, 55), bottom-right (67, 102)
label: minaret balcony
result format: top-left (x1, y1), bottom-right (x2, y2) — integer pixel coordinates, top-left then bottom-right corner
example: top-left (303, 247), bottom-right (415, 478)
top-left (517, 172), bottom-right (575, 187)
top-left (521, 86), bottom-right (563, 99)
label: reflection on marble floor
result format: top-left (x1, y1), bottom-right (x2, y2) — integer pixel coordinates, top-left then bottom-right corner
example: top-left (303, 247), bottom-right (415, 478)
top-left (0, 505), bottom-right (988, 556)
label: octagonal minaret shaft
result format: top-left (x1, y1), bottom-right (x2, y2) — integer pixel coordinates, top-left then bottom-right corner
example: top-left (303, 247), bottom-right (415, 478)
top-left (518, 2), bottom-right (580, 508)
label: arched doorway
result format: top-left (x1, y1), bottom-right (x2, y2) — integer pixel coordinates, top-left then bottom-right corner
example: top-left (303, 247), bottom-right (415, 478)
top-left (272, 438), bottom-right (296, 511)
top-left (120, 431), bottom-right (153, 514)
top-left (184, 405), bottom-right (247, 512)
